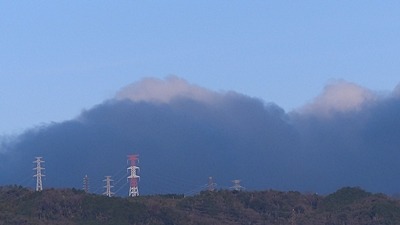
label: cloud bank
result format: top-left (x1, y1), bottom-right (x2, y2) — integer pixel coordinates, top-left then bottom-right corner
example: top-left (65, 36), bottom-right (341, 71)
top-left (1, 77), bottom-right (400, 195)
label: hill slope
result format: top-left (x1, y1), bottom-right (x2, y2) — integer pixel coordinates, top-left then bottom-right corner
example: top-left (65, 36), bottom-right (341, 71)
top-left (1, 186), bottom-right (400, 225)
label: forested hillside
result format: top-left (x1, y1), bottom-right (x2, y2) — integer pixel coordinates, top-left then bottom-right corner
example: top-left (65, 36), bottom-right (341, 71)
top-left (1, 185), bottom-right (400, 225)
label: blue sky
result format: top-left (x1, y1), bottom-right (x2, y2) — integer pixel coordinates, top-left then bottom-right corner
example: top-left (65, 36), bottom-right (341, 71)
top-left (1, 1), bottom-right (400, 134)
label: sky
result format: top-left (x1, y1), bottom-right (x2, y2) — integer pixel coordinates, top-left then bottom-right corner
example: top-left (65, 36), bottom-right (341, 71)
top-left (1, 1), bottom-right (400, 135)
top-left (1, 2), bottom-right (400, 195)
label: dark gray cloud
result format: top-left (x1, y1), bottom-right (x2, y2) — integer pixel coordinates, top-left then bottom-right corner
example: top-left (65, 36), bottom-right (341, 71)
top-left (1, 77), bottom-right (400, 195)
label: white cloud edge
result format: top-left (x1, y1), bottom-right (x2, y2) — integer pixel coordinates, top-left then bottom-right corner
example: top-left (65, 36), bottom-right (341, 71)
top-left (115, 76), bottom-right (221, 104)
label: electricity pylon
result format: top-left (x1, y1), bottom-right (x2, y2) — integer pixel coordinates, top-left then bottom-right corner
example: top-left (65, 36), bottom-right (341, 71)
top-left (103, 176), bottom-right (114, 197)
top-left (127, 155), bottom-right (140, 197)
top-left (230, 179), bottom-right (245, 191)
top-left (83, 175), bottom-right (89, 193)
top-left (33, 157), bottom-right (45, 192)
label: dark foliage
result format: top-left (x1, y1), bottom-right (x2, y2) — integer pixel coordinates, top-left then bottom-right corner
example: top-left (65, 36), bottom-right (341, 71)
top-left (1, 186), bottom-right (400, 225)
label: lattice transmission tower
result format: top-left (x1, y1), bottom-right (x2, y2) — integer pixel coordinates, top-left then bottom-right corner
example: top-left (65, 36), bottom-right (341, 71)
top-left (83, 175), bottom-right (89, 193)
top-left (127, 154), bottom-right (140, 197)
top-left (103, 176), bottom-right (114, 197)
top-left (207, 176), bottom-right (217, 191)
top-left (33, 157), bottom-right (45, 192)
top-left (230, 179), bottom-right (245, 191)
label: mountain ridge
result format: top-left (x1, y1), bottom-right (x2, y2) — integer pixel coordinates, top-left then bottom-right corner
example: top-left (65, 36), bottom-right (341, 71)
top-left (1, 185), bottom-right (400, 225)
